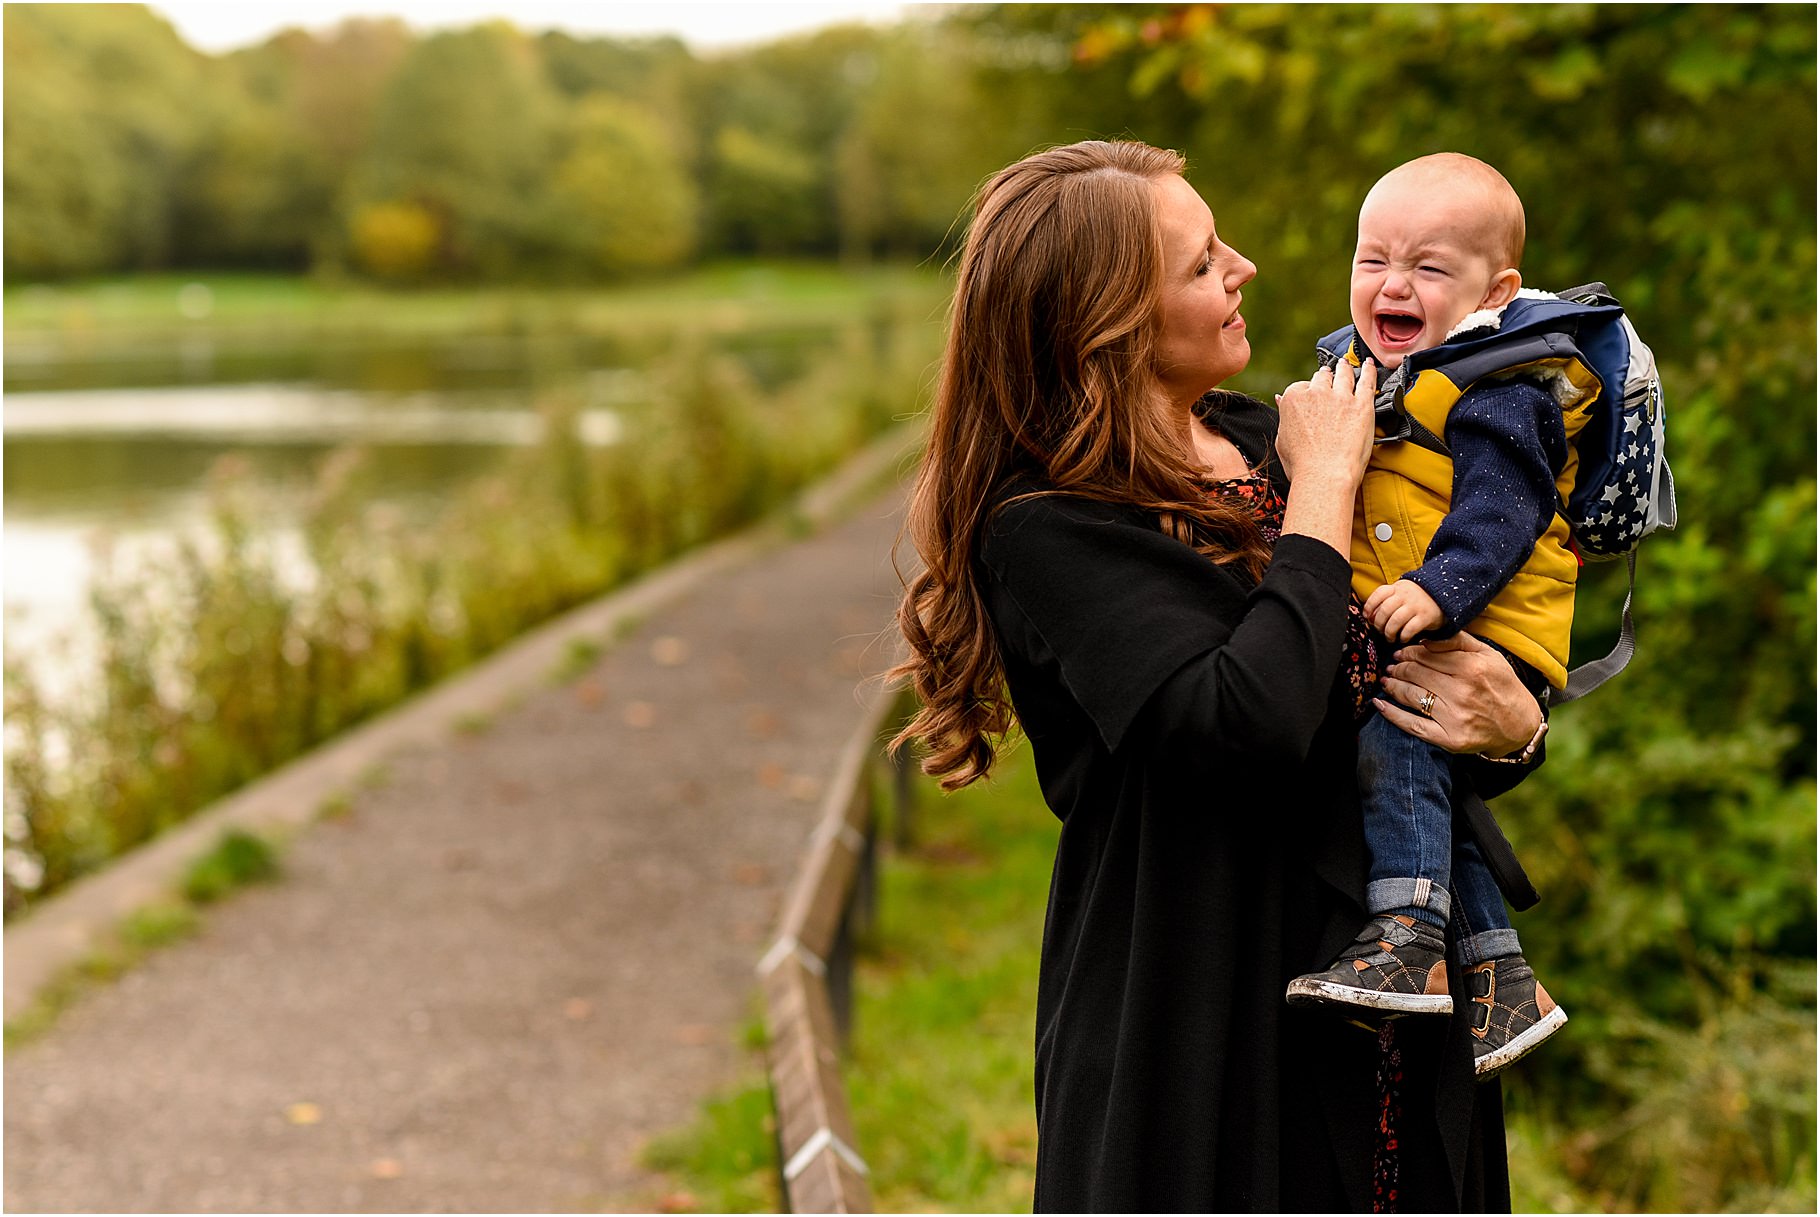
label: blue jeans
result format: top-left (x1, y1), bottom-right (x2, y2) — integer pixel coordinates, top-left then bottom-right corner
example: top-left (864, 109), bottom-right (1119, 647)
top-left (1357, 711), bottom-right (1520, 965)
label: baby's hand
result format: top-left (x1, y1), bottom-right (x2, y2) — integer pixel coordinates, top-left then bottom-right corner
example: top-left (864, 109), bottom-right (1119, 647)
top-left (1364, 580), bottom-right (1445, 642)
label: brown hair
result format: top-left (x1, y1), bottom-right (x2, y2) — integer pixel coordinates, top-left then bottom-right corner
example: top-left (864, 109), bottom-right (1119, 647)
top-left (890, 140), bottom-right (1272, 790)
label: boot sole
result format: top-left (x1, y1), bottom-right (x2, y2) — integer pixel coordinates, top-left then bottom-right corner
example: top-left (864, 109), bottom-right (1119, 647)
top-left (1285, 977), bottom-right (1454, 1015)
top-left (1474, 1004), bottom-right (1569, 1078)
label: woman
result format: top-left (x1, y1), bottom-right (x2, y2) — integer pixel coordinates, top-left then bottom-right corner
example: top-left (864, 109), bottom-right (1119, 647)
top-left (893, 141), bottom-right (1545, 1211)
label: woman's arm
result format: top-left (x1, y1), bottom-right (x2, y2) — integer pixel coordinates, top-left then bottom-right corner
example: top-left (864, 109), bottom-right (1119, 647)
top-left (1130, 534), bottom-right (1359, 766)
top-left (983, 498), bottom-right (1354, 764)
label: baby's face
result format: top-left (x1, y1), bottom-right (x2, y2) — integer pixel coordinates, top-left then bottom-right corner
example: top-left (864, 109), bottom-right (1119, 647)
top-left (1348, 178), bottom-right (1511, 369)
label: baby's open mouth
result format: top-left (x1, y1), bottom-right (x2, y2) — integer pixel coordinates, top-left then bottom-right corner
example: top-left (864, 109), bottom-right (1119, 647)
top-left (1375, 312), bottom-right (1423, 346)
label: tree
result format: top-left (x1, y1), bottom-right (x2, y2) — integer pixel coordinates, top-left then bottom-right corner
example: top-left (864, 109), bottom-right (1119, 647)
top-left (4, 4), bottom-right (211, 277)
top-left (705, 125), bottom-right (821, 255)
top-left (546, 96), bottom-right (699, 277)
top-left (833, 24), bottom-right (1003, 261)
top-left (344, 22), bottom-right (562, 278)
top-left (693, 24), bottom-right (887, 257)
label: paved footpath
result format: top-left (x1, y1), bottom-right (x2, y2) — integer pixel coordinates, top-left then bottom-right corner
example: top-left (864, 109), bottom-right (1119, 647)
top-left (5, 480), bottom-right (912, 1213)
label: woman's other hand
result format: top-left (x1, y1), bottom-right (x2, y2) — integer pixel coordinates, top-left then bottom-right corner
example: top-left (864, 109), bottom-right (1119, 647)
top-left (1276, 359), bottom-right (1376, 556)
top-left (1274, 358), bottom-right (1376, 487)
top-left (1376, 632), bottom-right (1543, 755)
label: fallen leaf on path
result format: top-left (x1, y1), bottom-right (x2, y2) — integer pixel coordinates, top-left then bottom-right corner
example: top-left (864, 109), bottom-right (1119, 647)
top-left (563, 998), bottom-right (593, 1021)
top-left (284, 1102), bottom-right (322, 1126)
top-left (575, 679), bottom-right (605, 707)
top-left (744, 709), bottom-right (780, 738)
top-left (672, 1024), bottom-right (714, 1046)
top-left (623, 701), bottom-right (657, 728)
top-left (731, 863), bottom-right (770, 886)
top-left (658, 1192), bottom-right (698, 1213)
top-left (757, 762), bottom-right (786, 789)
top-left (651, 636), bottom-right (690, 665)
top-left (370, 1158), bottom-right (404, 1180)
top-left (787, 775), bottom-right (822, 802)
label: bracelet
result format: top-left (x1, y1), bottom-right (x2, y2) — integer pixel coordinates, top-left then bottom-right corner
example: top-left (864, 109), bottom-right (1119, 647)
top-left (1481, 713), bottom-right (1548, 765)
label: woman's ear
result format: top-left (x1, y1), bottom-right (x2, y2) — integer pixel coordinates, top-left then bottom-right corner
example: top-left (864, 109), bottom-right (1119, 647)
top-left (1481, 268), bottom-right (1522, 309)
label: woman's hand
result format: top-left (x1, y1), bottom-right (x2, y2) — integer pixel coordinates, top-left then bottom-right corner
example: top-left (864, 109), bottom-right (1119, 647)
top-left (1274, 359), bottom-right (1376, 487)
top-left (1275, 359), bottom-right (1376, 557)
top-left (1376, 633), bottom-right (1543, 755)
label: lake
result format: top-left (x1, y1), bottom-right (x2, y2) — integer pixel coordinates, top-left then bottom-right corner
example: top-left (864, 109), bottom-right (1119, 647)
top-left (2, 324), bottom-right (820, 703)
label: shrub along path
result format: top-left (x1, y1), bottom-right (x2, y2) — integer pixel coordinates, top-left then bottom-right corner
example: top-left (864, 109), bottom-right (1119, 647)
top-left (3, 480), bottom-right (912, 1213)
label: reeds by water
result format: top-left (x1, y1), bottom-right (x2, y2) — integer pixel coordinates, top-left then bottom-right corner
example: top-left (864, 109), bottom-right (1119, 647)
top-left (3, 309), bottom-right (938, 917)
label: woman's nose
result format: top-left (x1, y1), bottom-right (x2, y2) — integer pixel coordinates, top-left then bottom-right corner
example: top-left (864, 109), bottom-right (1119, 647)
top-left (1229, 254), bottom-right (1257, 288)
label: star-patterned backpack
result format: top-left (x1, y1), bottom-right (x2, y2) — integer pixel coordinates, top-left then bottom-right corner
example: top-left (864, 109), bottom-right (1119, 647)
top-left (1316, 283), bottom-right (1677, 705)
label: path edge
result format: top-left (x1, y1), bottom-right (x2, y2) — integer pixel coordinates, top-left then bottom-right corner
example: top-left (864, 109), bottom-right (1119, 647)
top-left (4, 421), bottom-right (925, 1022)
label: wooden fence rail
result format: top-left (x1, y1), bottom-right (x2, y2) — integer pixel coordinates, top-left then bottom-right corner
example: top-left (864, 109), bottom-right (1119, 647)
top-left (758, 683), bottom-right (915, 1213)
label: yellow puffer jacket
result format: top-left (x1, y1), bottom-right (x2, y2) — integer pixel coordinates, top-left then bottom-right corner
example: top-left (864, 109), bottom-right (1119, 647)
top-left (1338, 342), bottom-right (1601, 690)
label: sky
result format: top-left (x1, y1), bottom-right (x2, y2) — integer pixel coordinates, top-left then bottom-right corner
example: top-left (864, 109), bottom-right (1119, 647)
top-left (149, 1), bottom-right (923, 54)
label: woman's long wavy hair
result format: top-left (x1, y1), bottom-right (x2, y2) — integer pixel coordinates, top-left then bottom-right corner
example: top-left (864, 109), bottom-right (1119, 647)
top-left (891, 140), bottom-right (1274, 790)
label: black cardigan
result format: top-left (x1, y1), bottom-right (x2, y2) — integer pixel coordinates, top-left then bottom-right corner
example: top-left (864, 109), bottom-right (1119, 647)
top-left (979, 393), bottom-right (1510, 1212)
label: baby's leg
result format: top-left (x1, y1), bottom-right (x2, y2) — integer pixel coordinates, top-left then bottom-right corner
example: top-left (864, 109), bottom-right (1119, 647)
top-left (1449, 834), bottom-right (1520, 964)
top-left (1284, 709), bottom-right (1457, 1015)
top-left (1356, 710), bottom-right (1455, 929)
top-left (1450, 834), bottom-right (1567, 1078)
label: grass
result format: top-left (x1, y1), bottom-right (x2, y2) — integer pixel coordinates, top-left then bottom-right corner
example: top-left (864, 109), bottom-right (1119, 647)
top-left (452, 710), bottom-right (495, 736)
top-left (5, 827), bottom-right (281, 1047)
top-left (316, 792), bottom-right (354, 822)
top-left (180, 829), bottom-right (280, 903)
top-left (2, 261), bottom-right (949, 345)
top-left (118, 900), bottom-right (203, 949)
top-left (636, 1010), bottom-right (781, 1213)
top-left (844, 744), bottom-right (1054, 1213)
top-left (639, 1075), bottom-right (782, 1214)
top-left (550, 636), bottom-right (605, 685)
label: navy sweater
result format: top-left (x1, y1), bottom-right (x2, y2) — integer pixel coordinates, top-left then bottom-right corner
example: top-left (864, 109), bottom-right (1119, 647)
top-left (1402, 378), bottom-right (1568, 634)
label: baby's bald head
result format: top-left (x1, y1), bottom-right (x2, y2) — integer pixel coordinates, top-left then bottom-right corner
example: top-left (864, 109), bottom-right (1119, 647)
top-left (1364, 153), bottom-right (1525, 271)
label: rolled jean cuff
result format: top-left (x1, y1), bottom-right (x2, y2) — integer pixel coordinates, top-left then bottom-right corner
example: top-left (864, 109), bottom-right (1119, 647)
top-left (1366, 877), bottom-right (1452, 924)
top-left (1456, 927), bottom-right (1521, 966)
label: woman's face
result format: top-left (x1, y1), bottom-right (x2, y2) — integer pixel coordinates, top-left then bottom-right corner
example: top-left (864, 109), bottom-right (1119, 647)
top-left (1151, 174), bottom-right (1257, 405)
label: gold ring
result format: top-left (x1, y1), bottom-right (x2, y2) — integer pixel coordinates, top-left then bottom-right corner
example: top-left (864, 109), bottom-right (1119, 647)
top-left (1418, 691), bottom-right (1436, 717)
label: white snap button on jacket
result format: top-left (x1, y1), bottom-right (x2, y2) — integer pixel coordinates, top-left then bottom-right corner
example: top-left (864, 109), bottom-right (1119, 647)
top-left (1374, 522), bottom-right (1393, 542)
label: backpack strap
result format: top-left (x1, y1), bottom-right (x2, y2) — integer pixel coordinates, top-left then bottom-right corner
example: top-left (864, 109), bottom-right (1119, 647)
top-left (1454, 784), bottom-right (1540, 911)
top-left (1549, 549), bottom-right (1638, 706)
top-left (1374, 378), bottom-right (1451, 457)
top-left (1556, 281), bottom-right (1619, 308)
top-left (1320, 337), bottom-right (1454, 458)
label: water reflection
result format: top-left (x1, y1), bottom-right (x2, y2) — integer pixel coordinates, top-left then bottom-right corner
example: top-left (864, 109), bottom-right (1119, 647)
top-left (4, 382), bottom-right (623, 691)
top-left (5, 385), bottom-right (626, 446)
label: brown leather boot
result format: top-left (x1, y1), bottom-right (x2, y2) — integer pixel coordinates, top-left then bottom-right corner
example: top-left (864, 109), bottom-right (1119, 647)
top-left (1285, 914), bottom-right (1453, 1016)
top-left (1465, 954), bottom-right (1568, 1078)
